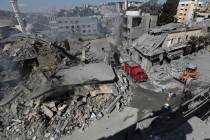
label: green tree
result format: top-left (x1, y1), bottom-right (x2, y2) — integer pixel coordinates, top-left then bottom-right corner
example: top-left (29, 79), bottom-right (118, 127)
top-left (188, 36), bottom-right (210, 51)
top-left (157, 0), bottom-right (179, 26)
top-left (140, 0), bottom-right (162, 15)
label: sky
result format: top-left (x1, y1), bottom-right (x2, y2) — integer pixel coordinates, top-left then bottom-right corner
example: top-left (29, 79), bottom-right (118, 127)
top-left (0, 0), bottom-right (208, 12)
top-left (0, 0), bottom-right (165, 12)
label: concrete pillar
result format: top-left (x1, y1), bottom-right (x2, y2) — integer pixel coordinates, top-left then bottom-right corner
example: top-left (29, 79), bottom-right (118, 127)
top-left (124, 0), bottom-right (128, 10)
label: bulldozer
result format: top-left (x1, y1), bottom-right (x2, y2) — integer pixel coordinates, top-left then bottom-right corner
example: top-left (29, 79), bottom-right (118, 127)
top-left (179, 64), bottom-right (199, 100)
top-left (180, 64), bottom-right (198, 82)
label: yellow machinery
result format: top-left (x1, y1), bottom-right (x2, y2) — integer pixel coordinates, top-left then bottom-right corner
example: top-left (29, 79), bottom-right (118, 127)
top-left (180, 64), bottom-right (198, 82)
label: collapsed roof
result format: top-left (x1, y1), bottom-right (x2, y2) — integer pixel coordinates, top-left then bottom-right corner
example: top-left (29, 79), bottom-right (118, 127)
top-left (133, 33), bottom-right (167, 57)
top-left (56, 62), bottom-right (116, 85)
top-left (133, 23), bottom-right (204, 57)
top-left (149, 23), bottom-right (182, 34)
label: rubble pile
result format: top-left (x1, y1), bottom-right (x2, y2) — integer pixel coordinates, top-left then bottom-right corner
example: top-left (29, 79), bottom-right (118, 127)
top-left (0, 35), bottom-right (131, 140)
top-left (149, 59), bottom-right (188, 82)
top-left (0, 85), bottom-right (116, 140)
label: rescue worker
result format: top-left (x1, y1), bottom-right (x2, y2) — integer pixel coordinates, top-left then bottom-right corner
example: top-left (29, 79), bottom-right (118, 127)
top-left (164, 92), bottom-right (176, 109)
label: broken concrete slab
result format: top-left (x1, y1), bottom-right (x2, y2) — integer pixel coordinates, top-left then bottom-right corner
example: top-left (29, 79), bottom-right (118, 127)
top-left (28, 72), bottom-right (52, 99)
top-left (0, 87), bottom-right (22, 106)
top-left (90, 84), bottom-right (113, 97)
top-left (56, 63), bottom-right (116, 86)
top-left (44, 102), bottom-right (56, 109)
top-left (0, 70), bottom-right (21, 83)
top-left (105, 95), bottom-right (122, 114)
top-left (41, 105), bottom-right (54, 118)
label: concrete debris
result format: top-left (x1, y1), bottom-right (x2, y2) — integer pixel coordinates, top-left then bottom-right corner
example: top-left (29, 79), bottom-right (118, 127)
top-left (56, 62), bottom-right (116, 85)
top-left (0, 86), bottom-right (22, 106)
top-left (1, 19), bottom-right (207, 140)
top-left (41, 105), bottom-right (54, 118)
top-left (0, 35), bottom-right (132, 140)
top-left (105, 95), bottom-right (122, 114)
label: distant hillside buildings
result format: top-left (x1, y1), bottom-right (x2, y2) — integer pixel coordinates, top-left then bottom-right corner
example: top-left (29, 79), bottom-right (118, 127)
top-left (0, 17), bottom-right (15, 27)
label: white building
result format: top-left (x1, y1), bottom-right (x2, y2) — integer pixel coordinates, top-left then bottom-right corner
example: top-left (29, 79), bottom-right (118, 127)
top-left (49, 16), bottom-right (100, 36)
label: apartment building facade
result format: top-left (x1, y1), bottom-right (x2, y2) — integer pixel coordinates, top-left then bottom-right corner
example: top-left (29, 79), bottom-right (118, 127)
top-left (123, 11), bottom-right (158, 41)
top-left (176, 0), bottom-right (203, 23)
top-left (49, 16), bottom-right (100, 36)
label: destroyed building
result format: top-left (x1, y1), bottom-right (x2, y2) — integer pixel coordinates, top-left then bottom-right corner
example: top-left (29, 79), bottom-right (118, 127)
top-left (0, 31), bottom-right (132, 140)
top-left (131, 23), bottom-right (206, 70)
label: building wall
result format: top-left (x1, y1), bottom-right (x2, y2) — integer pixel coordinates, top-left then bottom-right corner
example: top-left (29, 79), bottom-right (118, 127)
top-left (176, 0), bottom-right (203, 23)
top-left (150, 15), bottom-right (158, 28)
top-left (162, 29), bottom-right (203, 48)
top-left (123, 12), bottom-right (158, 40)
top-left (0, 18), bottom-right (15, 27)
top-left (195, 12), bottom-right (210, 22)
top-left (49, 17), bottom-right (100, 36)
top-left (131, 49), bottom-right (153, 71)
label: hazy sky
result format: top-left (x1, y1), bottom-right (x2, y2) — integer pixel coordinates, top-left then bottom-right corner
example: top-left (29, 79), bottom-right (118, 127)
top-left (0, 0), bottom-right (208, 12)
top-left (0, 0), bottom-right (165, 12)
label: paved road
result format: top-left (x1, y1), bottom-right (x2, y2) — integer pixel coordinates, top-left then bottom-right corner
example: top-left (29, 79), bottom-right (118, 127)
top-left (61, 107), bottom-right (139, 140)
top-left (130, 86), bottom-right (167, 121)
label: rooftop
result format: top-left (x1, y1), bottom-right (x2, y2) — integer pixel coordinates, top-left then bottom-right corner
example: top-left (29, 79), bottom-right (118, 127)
top-left (179, 0), bottom-right (203, 4)
top-left (56, 62), bottom-right (116, 85)
top-left (149, 23), bottom-right (182, 34)
top-left (133, 33), bottom-right (167, 56)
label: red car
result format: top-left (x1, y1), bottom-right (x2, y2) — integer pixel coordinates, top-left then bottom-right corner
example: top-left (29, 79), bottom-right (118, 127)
top-left (124, 61), bottom-right (148, 82)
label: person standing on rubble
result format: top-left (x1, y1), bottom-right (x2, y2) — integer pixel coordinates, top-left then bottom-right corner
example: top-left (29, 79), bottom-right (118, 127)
top-left (161, 85), bottom-right (166, 93)
top-left (164, 92), bottom-right (176, 109)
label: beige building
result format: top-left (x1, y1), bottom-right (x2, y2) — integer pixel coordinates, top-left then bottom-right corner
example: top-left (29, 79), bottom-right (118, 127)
top-left (162, 27), bottom-right (204, 48)
top-left (176, 0), bottom-right (203, 23)
top-left (132, 24), bottom-right (206, 70)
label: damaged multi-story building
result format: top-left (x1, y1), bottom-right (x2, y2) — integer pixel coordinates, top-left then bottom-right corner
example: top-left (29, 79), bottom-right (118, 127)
top-left (130, 23), bottom-right (206, 70)
top-left (49, 16), bottom-right (101, 36)
top-left (122, 10), bottom-right (158, 41)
